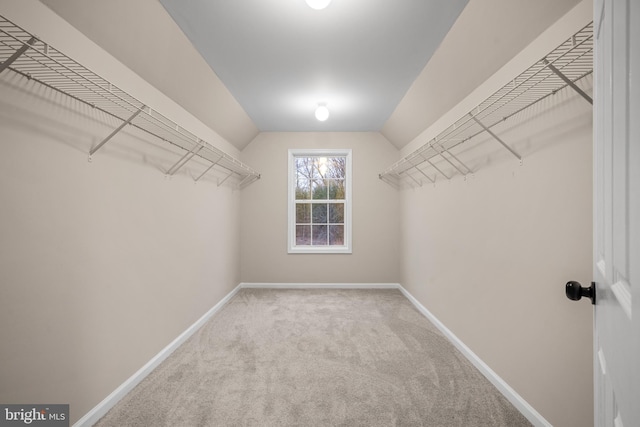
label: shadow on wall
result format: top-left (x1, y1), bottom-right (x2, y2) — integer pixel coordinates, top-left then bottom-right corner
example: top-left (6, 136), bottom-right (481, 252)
top-left (0, 71), bottom-right (240, 189)
top-left (388, 76), bottom-right (593, 191)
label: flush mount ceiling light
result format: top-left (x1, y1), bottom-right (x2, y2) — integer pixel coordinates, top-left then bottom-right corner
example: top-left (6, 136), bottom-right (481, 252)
top-left (305, 0), bottom-right (332, 10)
top-left (315, 104), bottom-right (329, 121)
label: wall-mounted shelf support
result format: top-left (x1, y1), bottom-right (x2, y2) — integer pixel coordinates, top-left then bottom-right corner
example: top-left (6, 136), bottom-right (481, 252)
top-left (0, 36), bottom-right (35, 73)
top-left (379, 22), bottom-right (593, 188)
top-left (402, 168), bottom-right (423, 187)
top-left (543, 58), bottom-right (593, 105)
top-left (433, 141), bottom-right (473, 175)
top-left (410, 159), bottom-right (435, 185)
top-left (194, 155), bottom-right (223, 182)
top-left (469, 114), bottom-right (522, 161)
top-left (424, 156), bottom-right (450, 180)
top-left (90, 107), bottom-right (144, 156)
top-left (217, 171), bottom-right (234, 188)
top-left (0, 15), bottom-right (260, 190)
top-left (435, 143), bottom-right (473, 174)
top-left (378, 173), bottom-right (400, 189)
top-left (166, 140), bottom-right (204, 176)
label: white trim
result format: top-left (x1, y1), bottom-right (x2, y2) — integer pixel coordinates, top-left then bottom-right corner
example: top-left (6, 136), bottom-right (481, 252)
top-left (287, 149), bottom-right (352, 254)
top-left (611, 277), bottom-right (632, 320)
top-left (397, 286), bottom-right (552, 427)
top-left (239, 282), bottom-right (400, 289)
top-left (73, 284), bottom-right (242, 427)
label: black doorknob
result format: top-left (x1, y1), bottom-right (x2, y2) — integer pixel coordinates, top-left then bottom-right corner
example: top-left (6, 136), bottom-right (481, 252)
top-left (565, 281), bottom-right (596, 304)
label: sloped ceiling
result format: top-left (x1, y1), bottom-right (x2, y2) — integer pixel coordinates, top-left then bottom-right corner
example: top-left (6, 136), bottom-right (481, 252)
top-left (40, 0), bottom-right (581, 150)
top-left (157, 0), bottom-right (468, 133)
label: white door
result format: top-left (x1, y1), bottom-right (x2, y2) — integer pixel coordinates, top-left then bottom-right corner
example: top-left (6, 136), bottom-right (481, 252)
top-left (592, 0), bottom-right (639, 426)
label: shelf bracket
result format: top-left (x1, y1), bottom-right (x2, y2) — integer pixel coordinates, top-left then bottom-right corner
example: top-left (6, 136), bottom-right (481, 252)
top-left (424, 158), bottom-right (450, 180)
top-left (194, 154), bottom-right (224, 182)
top-left (543, 59), bottom-right (593, 105)
top-left (90, 107), bottom-right (144, 156)
top-left (167, 140), bottom-right (204, 176)
top-left (469, 114), bottom-right (522, 161)
top-left (239, 174), bottom-right (260, 190)
top-left (237, 174), bottom-right (254, 189)
top-left (432, 142), bottom-right (470, 176)
top-left (0, 36), bottom-right (37, 74)
top-left (400, 169), bottom-right (423, 187)
top-left (435, 143), bottom-right (473, 174)
top-left (378, 174), bottom-right (400, 190)
top-left (410, 162), bottom-right (435, 184)
top-left (217, 170), bottom-right (234, 187)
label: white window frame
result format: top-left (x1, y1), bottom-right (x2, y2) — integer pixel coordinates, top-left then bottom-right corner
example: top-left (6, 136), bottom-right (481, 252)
top-left (288, 148), bottom-right (352, 254)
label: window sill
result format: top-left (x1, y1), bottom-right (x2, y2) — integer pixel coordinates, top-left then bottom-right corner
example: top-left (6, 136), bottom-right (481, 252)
top-left (288, 246), bottom-right (352, 254)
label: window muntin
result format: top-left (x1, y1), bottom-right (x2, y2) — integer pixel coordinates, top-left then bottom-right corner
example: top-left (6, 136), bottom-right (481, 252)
top-left (288, 149), bottom-right (352, 253)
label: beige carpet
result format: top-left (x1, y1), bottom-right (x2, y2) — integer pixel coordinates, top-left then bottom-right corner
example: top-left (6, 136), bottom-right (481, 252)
top-left (95, 289), bottom-right (532, 426)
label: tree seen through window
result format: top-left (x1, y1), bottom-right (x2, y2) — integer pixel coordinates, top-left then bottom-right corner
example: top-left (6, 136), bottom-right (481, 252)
top-left (294, 156), bottom-right (346, 246)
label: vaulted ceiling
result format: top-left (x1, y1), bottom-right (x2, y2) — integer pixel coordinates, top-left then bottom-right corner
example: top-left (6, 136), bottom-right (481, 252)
top-left (40, 0), bottom-right (581, 150)
top-left (157, 0), bottom-right (468, 134)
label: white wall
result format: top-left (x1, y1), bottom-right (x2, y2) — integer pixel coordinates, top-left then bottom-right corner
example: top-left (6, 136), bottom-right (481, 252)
top-left (240, 132), bottom-right (401, 283)
top-left (39, 0), bottom-right (259, 150)
top-left (382, 0), bottom-right (583, 148)
top-left (0, 2), bottom-right (243, 424)
top-left (400, 88), bottom-right (594, 426)
top-left (397, 3), bottom-right (594, 425)
top-left (0, 1), bottom-right (595, 426)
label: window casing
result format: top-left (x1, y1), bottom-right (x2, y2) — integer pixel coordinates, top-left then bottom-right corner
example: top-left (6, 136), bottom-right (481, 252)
top-left (288, 149), bottom-right (352, 254)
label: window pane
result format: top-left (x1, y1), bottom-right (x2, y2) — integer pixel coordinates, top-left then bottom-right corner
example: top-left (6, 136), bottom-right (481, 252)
top-left (328, 179), bottom-right (345, 200)
top-left (296, 225), bottom-right (311, 245)
top-left (289, 149), bottom-right (350, 253)
top-left (296, 204), bottom-right (310, 223)
top-left (326, 157), bottom-right (346, 179)
top-left (329, 225), bottom-right (344, 245)
top-left (312, 203), bottom-right (328, 223)
top-left (312, 179), bottom-right (328, 200)
top-left (328, 203), bottom-right (344, 223)
top-left (328, 179), bottom-right (345, 199)
top-left (295, 171), bottom-right (310, 200)
top-left (312, 225), bottom-right (328, 245)
top-left (295, 158), bottom-right (312, 199)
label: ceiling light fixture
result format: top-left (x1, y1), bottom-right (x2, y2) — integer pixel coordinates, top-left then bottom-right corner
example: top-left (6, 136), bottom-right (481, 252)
top-left (315, 104), bottom-right (329, 121)
top-left (305, 0), bottom-right (331, 10)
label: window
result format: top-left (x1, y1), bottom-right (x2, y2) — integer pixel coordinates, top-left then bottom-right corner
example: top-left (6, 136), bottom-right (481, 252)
top-left (288, 149), bottom-right (352, 253)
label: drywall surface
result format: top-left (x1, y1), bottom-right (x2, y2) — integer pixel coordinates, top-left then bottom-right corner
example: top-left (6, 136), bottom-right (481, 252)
top-left (40, 0), bottom-right (259, 150)
top-left (381, 0), bottom-right (583, 149)
top-left (0, 2), bottom-right (242, 423)
top-left (400, 94), bottom-right (594, 426)
top-left (240, 132), bottom-right (401, 283)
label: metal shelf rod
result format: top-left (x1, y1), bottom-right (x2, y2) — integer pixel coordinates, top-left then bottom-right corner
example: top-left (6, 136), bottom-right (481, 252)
top-left (0, 36), bottom-right (35, 73)
top-left (469, 114), bottom-right (522, 161)
top-left (543, 59), bottom-right (593, 104)
top-left (166, 141), bottom-right (204, 176)
top-left (90, 107), bottom-right (144, 156)
top-left (194, 155), bottom-right (223, 182)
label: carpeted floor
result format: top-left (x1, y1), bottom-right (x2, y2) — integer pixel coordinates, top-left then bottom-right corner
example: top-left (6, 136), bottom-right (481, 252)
top-left (95, 288), bottom-right (532, 426)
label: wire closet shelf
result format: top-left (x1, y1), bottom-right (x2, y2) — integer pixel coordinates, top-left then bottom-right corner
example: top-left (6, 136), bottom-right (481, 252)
top-left (379, 22), bottom-right (593, 188)
top-left (0, 15), bottom-right (260, 189)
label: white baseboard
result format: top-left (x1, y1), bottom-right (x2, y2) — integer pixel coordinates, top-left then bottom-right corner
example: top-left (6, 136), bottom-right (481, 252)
top-left (73, 284), bottom-right (242, 427)
top-left (75, 282), bottom-right (548, 427)
top-left (239, 282), bottom-right (401, 289)
top-left (397, 285), bottom-right (552, 427)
